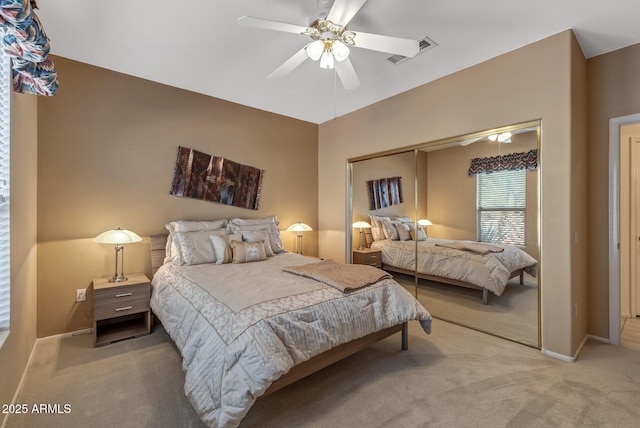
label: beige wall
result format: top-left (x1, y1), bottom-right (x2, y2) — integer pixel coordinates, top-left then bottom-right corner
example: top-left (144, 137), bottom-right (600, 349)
top-left (569, 34), bottom-right (589, 353)
top-left (36, 57), bottom-right (318, 337)
top-left (319, 31), bottom-right (579, 356)
top-left (587, 43), bottom-right (640, 338)
top-left (0, 93), bottom-right (38, 417)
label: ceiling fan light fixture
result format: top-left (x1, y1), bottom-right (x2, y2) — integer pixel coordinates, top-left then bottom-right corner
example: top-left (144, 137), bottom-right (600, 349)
top-left (307, 39), bottom-right (325, 61)
top-left (332, 40), bottom-right (350, 61)
top-left (488, 132), bottom-right (513, 143)
top-left (320, 49), bottom-right (335, 69)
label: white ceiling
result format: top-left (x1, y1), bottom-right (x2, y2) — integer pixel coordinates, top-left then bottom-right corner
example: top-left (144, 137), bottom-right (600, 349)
top-left (36, 0), bottom-right (640, 124)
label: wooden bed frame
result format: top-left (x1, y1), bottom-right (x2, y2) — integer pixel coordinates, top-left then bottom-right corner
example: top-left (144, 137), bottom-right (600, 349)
top-left (381, 263), bottom-right (524, 305)
top-left (149, 235), bottom-right (409, 397)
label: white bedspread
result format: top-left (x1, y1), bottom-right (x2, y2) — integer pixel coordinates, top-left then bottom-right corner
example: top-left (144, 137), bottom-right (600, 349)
top-left (150, 252), bottom-right (431, 428)
top-left (371, 238), bottom-right (537, 296)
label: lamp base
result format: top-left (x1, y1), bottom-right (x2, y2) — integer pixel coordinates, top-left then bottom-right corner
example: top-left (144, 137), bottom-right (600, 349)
top-left (108, 275), bottom-right (128, 283)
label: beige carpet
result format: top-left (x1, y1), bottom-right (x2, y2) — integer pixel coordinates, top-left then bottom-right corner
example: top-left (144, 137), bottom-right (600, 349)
top-left (5, 319), bottom-right (640, 428)
top-left (393, 272), bottom-right (538, 347)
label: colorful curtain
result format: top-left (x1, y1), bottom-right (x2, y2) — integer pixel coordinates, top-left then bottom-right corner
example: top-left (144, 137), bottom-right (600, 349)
top-left (468, 149), bottom-right (538, 175)
top-left (0, 0), bottom-right (58, 96)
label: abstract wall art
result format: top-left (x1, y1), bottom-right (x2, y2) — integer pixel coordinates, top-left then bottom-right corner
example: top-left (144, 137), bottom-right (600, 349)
top-left (170, 146), bottom-right (264, 210)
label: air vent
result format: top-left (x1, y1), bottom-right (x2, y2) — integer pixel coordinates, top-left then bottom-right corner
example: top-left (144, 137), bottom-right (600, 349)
top-left (387, 36), bottom-right (437, 65)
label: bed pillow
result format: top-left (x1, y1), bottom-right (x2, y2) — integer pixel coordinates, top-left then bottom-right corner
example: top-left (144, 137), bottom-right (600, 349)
top-left (229, 215), bottom-right (277, 226)
top-left (241, 230), bottom-right (275, 257)
top-left (369, 215), bottom-right (383, 241)
top-left (228, 216), bottom-right (285, 253)
top-left (369, 215), bottom-right (390, 241)
top-left (167, 219), bottom-right (227, 233)
top-left (395, 222), bottom-right (413, 241)
top-left (171, 229), bottom-right (229, 265)
top-left (410, 225), bottom-right (428, 241)
top-left (381, 219), bottom-right (401, 240)
top-left (210, 233), bottom-right (242, 265)
top-left (230, 240), bottom-right (267, 263)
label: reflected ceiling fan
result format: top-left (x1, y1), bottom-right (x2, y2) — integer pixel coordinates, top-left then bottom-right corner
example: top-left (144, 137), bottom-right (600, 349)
top-left (238, 0), bottom-right (420, 90)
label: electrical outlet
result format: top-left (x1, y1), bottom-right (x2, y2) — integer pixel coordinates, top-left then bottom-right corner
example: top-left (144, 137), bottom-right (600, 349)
top-left (76, 288), bottom-right (86, 302)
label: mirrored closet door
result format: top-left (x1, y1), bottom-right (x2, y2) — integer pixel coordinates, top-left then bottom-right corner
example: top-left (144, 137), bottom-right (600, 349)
top-left (348, 121), bottom-right (541, 348)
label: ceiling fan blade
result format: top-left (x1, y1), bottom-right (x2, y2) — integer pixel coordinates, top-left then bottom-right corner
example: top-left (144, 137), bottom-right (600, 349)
top-left (351, 30), bottom-right (420, 57)
top-left (268, 46), bottom-right (310, 80)
top-left (335, 58), bottom-right (360, 90)
top-left (238, 16), bottom-right (310, 35)
top-left (327, 0), bottom-right (368, 26)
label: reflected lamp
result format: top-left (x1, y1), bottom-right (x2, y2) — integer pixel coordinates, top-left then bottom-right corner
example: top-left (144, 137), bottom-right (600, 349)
top-left (352, 221), bottom-right (371, 250)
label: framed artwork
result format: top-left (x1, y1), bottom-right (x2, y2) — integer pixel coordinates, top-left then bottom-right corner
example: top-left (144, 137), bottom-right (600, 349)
top-left (170, 146), bottom-right (264, 210)
top-left (367, 176), bottom-right (403, 210)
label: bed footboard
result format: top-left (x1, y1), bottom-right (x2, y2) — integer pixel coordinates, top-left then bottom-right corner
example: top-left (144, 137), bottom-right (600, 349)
top-left (264, 322), bottom-right (407, 396)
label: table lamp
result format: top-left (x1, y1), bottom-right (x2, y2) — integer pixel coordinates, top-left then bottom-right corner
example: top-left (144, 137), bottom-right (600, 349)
top-left (286, 222), bottom-right (312, 254)
top-left (94, 227), bottom-right (142, 282)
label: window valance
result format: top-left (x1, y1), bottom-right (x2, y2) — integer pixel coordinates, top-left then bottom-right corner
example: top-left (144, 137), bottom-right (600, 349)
top-left (468, 149), bottom-right (538, 176)
top-left (0, 0), bottom-right (58, 96)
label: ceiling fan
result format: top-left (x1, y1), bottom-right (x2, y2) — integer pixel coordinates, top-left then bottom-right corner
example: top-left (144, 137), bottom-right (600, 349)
top-left (238, 0), bottom-right (420, 90)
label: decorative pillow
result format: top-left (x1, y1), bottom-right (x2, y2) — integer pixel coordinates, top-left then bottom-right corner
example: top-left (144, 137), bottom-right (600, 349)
top-left (241, 230), bottom-right (275, 257)
top-left (230, 240), bottom-right (267, 264)
top-left (410, 225), bottom-right (428, 241)
top-left (210, 233), bottom-right (242, 265)
top-left (167, 219), bottom-right (227, 233)
top-left (228, 218), bottom-right (285, 254)
top-left (396, 216), bottom-right (413, 224)
top-left (395, 222), bottom-right (412, 241)
top-left (171, 229), bottom-right (228, 265)
top-left (382, 219), bottom-right (401, 240)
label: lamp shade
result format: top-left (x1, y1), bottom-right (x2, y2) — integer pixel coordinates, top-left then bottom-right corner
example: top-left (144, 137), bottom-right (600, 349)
top-left (352, 221), bottom-right (371, 229)
top-left (286, 222), bottom-right (313, 233)
top-left (417, 219), bottom-right (433, 226)
top-left (332, 40), bottom-right (350, 62)
top-left (306, 39), bottom-right (325, 61)
top-left (94, 228), bottom-right (142, 244)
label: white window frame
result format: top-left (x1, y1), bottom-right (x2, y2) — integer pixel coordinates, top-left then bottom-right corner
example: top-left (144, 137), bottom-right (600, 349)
top-left (0, 46), bottom-right (10, 347)
top-left (476, 169), bottom-right (526, 246)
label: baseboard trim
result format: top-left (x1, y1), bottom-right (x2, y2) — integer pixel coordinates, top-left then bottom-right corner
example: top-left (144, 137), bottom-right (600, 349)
top-left (37, 328), bottom-right (92, 343)
top-left (541, 333), bottom-right (612, 364)
top-left (541, 347), bottom-right (576, 362)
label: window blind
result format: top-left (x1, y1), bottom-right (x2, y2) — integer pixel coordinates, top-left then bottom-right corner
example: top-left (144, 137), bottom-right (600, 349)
top-left (477, 169), bottom-right (526, 246)
top-left (0, 47), bottom-right (10, 331)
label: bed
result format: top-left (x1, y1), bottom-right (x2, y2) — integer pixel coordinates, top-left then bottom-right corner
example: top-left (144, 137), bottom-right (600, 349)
top-left (149, 217), bottom-right (432, 428)
top-left (368, 215), bottom-right (537, 304)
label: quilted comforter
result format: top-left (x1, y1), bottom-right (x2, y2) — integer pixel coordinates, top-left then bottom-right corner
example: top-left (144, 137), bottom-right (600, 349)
top-left (371, 238), bottom-right (537, 296)
top-left (150, 252), bottom-right (432, 428)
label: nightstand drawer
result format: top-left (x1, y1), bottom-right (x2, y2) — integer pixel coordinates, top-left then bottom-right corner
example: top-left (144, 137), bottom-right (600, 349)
top-left (352, 250), bottom-right (382, 267)
top-left (94, 283), bottom-right (150, 305)
top-left (94, 297), bottom-right (150, 320)
top-left (360, 253), bottom-right (381, 263)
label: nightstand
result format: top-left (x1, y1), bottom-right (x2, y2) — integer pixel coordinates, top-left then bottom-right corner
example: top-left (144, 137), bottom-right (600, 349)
top-left (352, 248), bottom-right (382, 268)
top-left (93, 273), bottom-right (151, 347)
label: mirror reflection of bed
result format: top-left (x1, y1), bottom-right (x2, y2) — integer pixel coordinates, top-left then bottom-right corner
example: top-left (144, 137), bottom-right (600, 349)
top-left (349, 121), bottom-right (540, 347)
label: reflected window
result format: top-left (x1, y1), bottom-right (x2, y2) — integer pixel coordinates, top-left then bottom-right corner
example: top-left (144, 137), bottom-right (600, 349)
top-left (476, 169), bottom-right (526, 246)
